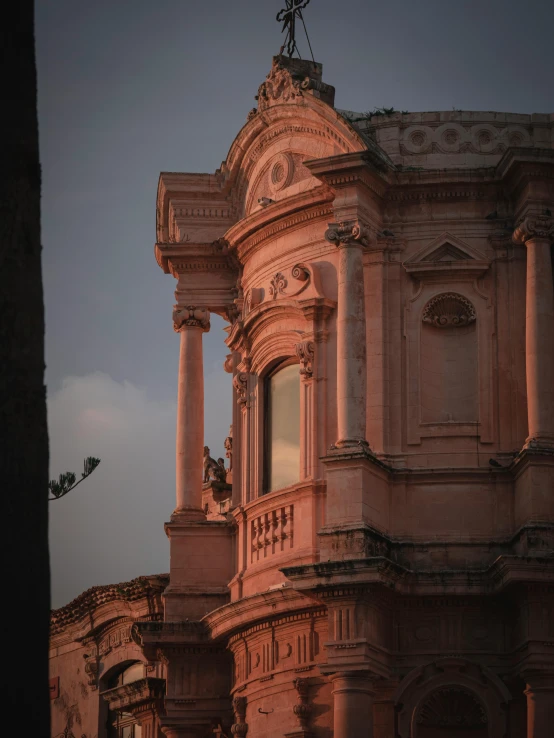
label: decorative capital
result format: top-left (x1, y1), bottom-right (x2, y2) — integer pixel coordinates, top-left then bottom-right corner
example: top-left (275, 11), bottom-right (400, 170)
top-left (231, 696), bottom-right (248, 737)
top-left (295, 341), bottom-right (315, 379)
top-left (325, 220), bottom-right (371, 247)
top-left (172, 306), bottom-right (210, 332)
top-left (513, 215), bottom-right (554, 245)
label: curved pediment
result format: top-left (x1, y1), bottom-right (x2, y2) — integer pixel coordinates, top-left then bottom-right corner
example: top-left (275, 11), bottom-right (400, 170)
top-left (221, 57), bottom-right (369, 219)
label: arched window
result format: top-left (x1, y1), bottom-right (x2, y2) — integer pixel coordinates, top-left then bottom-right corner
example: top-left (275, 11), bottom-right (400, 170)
top-left (106, 662), bottom-right (145, 738)
top-left (265, 361), bottom-right (300, 493)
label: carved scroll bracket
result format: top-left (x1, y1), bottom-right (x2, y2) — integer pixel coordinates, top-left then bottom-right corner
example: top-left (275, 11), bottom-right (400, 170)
top-left (295, 341), bottom-right (315, 380)
top-left (233, 373), bottom-right (249, 406)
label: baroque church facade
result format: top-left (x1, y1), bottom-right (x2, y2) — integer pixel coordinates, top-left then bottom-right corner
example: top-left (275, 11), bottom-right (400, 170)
top-left (50, 55), bottom-right (554, 738)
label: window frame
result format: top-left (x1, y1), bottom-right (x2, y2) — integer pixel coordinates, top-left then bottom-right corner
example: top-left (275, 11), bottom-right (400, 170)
top-left (263, 356), bottom-right (301, 495)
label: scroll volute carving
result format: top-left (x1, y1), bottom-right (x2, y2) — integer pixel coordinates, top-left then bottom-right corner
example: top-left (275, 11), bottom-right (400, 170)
top-left (233, 373), bottom-right (249, 405)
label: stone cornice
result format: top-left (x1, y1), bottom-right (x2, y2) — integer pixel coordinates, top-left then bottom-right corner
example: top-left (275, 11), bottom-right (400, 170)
top-left (101, 677), bottom-right (165, 712)
top-left (204, 587), bottom-right (319, 642)
top-left (155, 241), bottom-right (237, 277)
top-left (224, 186), bottom-right (333, 259)
top-left (50, 574), bottom-right (168, 637)
top-left (304, 151), bottom-right (391, 198)
top-left (282, 554), bottom-right (554, 597)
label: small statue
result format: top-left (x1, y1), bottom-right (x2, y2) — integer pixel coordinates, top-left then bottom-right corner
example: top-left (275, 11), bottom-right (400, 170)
top-left (224, 425), bottom-right (233, 472)
top-left (203, 446), bottom-right (226, 484)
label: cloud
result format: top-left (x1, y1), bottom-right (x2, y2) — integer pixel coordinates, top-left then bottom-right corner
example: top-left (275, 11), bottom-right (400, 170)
top-left (48, 370), bottom-right (231, 608)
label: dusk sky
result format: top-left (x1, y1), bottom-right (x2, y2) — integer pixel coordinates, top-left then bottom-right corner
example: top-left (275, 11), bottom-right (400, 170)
top-left (36, 0), bottom-right (553, 608)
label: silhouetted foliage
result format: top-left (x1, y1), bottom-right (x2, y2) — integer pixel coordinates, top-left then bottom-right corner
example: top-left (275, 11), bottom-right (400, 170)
top-left (49, 457), bottom-right (101, 500)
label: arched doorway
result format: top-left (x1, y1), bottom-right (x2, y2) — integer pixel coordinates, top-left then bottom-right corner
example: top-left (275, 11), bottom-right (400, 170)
top-left (415, 686), bottom-right (488, 738)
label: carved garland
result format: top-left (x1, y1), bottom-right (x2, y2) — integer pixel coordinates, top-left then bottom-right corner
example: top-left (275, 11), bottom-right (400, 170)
top-left (422, 293), bottom-right (476, 328)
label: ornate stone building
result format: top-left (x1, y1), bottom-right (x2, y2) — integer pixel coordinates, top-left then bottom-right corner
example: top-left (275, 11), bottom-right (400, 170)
top-left (50, 55), bottom-right (554, 737)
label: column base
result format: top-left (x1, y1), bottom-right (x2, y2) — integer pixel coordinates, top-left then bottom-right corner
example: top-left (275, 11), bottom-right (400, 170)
top-left (170, 506), bottom-right (206, 522)
top-left (333, 438), bottom-right (371, 450)
top-left (524, 436), bottom-right (554, 453)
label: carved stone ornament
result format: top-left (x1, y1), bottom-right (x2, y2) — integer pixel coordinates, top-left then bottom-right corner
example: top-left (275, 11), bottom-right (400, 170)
top-left (295, 341), bottom-right (315, 379)
top-left (268, 272), bottom-right (288, 299)
top-left (233, 372), bottom-right (249, 405)
top-left (203, 446), bottom-right (226, 484)
top-left (231, 696), bottom-right (248, 737)
top-left (325, 220), bottom-right (371, 247)
top-left (257, 58), bottom-right (302, 110)
top-left (513, 215), bottom-right (554, 244)
top-left (292, 678), bottom-right (312, 731)
top-left (172, 306), bottom-right (210, 332)
top-left (422, 293), bottom-right (476, 328)
top-left (416, 687), bottom-right (487, 728)
top-left (224, 426), bottom-right (233, 471)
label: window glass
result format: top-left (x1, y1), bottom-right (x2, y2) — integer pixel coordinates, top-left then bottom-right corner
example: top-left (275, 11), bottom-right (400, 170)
top-left (267, 363), bottom-right (300, 492)
top-left (121, 663), bottom-right (144, 685)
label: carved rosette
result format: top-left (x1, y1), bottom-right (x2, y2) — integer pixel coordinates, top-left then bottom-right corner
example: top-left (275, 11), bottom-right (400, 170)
top-left (233, 373), bottom-right (249, 405)
top-left (172, 306), bottom-right (210, 332)
top-left (292, 678), bottom-right (312, 731)
top-left (231, 696), bottom-right (248, 737)
top-left (325, 220), bottom-right (371, 247)
top-left (422, 293), bottom-right (476, 328)
top-left (513, 215), bottom-right (554, 245)
top-left (295, 341), bottom-right (315, 379)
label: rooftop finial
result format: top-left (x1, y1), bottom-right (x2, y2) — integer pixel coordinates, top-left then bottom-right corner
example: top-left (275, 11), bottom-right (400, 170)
top-left (276, 0), bottom-right (314, 61)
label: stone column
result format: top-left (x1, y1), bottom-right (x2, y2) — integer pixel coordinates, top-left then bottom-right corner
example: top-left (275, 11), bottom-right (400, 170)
top-left (513, 216), bottom-right (554, 449)
top-left (173, 306), bottom-right (210, 519)
top-left (325, 221), bottom-right (369, 447)
top-left (524, 672), bottom-right (554, 737)
top-left (330, 672), bottom-right (375, 738)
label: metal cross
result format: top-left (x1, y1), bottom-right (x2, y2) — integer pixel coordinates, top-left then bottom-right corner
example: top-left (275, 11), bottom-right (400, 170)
top-left (276, 0), bottom-right (311, 58)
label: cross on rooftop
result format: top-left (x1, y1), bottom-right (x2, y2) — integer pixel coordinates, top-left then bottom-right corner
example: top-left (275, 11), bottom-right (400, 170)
top-left (276, 0), bottom-right (312, 58)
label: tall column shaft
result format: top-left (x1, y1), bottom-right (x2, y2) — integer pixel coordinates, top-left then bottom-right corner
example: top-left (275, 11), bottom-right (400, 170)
top-left (514, 217), bottom-right (554, 448)
top-left (524, 675), bottom-right (554, 738)
top-left (173, 306), bottom-right (210, 519)
top-left (326, 221), bottom-right (368, 447)
top-left (525, 236), bottom-right (554, 445)
top-left (331, 672), bottom-right (374, 738)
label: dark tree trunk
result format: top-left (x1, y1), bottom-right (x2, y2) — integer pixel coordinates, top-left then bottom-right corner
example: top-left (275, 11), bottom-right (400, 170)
top-left (1, 2), bottom-right (49, 734)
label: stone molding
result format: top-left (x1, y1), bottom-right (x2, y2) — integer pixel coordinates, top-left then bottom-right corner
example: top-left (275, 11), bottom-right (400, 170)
top-left (172, 306), bottom-right (210, 332)
top-left (101, 677), bottom-right (165, 713)
top-left (513, 215), bottom-right (554, 244)
top-left (50, 574), bottom-right (168, 636)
